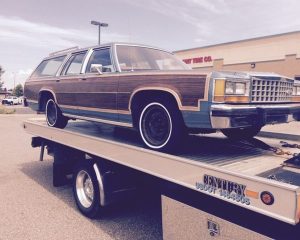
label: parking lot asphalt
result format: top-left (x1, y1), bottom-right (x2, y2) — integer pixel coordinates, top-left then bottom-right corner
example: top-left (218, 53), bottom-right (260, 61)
top-left (259, 121), bottom-right (300, 141)
top-left (0, 113), bottom-right (162, 240)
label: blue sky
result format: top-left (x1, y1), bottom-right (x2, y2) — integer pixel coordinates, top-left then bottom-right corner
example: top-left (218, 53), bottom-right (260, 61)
top-left (0, 0), bottom-right (300, 88)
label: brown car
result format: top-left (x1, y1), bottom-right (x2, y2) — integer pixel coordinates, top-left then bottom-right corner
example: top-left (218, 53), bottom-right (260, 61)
top-left (24, 43), bottom-right (300, 151)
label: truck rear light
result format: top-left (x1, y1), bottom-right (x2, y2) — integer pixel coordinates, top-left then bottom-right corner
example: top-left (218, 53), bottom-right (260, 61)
top-left (260, 191), bottom-right (274, 205)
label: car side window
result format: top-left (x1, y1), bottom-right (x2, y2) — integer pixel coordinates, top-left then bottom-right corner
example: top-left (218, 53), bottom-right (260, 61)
top-left (86, 48), bottom-right (114, 73)
top-left (32, 55), bottom-right (66, 77)
top-left (62, 52), bottom-right (87, 75)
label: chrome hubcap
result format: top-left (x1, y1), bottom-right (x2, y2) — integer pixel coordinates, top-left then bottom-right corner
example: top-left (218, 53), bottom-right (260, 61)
top-left (76, 170), bottom-right (94, 208)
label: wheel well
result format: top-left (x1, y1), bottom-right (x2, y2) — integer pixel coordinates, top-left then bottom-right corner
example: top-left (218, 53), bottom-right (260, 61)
top-left (131, 90), bottom-right (181, 128)
top-left (38, 91), bottom-right (54, 112)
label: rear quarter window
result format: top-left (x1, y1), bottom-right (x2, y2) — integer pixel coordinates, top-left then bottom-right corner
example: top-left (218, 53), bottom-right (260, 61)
top-left (32, 55), bottom-right (66, 78)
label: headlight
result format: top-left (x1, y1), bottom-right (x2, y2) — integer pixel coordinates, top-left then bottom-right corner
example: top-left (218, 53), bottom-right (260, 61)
top-left (225, 82), bottom-right (234, 94)
top-left (293, 86), bottom-right (300, 96)
top-left (214, 78), bottom-right (250, 103)
top-left (225, 81), bottom-right (247, 95)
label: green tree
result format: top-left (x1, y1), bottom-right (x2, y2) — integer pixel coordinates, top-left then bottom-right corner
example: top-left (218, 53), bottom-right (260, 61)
top-left (13, 84), bottom-right (23, 97)
top-left (0, 65), bottom-right (4, 89)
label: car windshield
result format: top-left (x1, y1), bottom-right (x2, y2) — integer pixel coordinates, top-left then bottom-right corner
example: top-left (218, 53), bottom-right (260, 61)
top-left (116, 45), bottom-right (190, 72)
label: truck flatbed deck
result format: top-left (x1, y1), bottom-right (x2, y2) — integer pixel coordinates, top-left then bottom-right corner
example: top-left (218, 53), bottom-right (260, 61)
top-left (23, 118), bottom-right (300, 227)
top-left (42, 119), bottom-right (298, 177)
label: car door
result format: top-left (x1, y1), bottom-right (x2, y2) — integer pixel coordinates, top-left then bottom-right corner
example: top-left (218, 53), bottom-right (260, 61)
top-left (73, 47), bottom-right (118, 121)
top-left (53, 51), bottom-right (88, 116)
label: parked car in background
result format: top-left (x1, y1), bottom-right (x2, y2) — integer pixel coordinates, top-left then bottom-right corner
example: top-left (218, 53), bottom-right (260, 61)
top-left (24, 43), bottom-right (300, 151)
top-left (18, 96), bottom-right (23, 105)
top-left (2, 96), bottom-right (21, 105)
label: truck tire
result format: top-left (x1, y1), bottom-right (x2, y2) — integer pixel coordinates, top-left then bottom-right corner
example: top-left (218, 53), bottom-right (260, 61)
top-left (45, 99), bottom-right (68, 128)
top-left (73, 161), bottom-right (101, 218)
top-left (138, 100), bottom-right (184, 152)
top-left (221, 126), bottom-right (262, 140)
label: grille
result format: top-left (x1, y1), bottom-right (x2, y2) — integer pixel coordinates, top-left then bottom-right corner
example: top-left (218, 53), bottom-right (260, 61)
top-left (251, 77), bottom-right (294, 103)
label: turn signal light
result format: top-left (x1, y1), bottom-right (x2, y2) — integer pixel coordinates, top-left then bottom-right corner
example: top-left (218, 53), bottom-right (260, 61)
top-left (214, 79), bottom-right (225, 102)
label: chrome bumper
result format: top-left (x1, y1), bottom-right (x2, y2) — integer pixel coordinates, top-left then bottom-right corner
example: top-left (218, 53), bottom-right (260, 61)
top-left (210, 103), bottom-right (300, 129)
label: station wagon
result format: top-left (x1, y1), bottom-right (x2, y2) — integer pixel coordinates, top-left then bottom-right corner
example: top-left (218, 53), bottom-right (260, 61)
top-left (24, 43), bottom-right (300, 151)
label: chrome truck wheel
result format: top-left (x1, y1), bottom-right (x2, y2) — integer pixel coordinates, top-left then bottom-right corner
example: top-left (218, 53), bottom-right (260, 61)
top-left (76, 170), bottom-right (94, 208)
top-left (73, 161), bottom-right (101, 218)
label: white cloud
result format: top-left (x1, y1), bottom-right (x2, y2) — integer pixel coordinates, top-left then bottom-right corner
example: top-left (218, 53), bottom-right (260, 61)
top-left (0, 15), bottom-right (129, 49)
top-left (123, 0), bottom-right (229, 44)
top-left (18, 69), bottom-right (33, 75)
top-left (0, 15), bottom-right (129, 89)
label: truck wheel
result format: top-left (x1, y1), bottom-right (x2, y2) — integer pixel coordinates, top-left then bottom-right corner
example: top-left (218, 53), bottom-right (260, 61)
top-left (139, 101), bottom-right (184, 152)
top-left (73, 161), bottom-right (101, 218)
top-left (221, 126), bottom-right (262, 140)
top-left (45, 99), bottom-right (68, 128)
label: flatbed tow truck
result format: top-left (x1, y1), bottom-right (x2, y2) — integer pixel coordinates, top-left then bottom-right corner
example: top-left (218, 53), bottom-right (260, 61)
top-left (23, 118), bottom-right (300, 239)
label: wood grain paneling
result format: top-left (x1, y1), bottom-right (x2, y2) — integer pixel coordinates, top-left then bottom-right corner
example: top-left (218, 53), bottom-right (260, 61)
top-left (117, 72), bottom-right (208, 111)
top-left (25, 71), bottom-right (209, 115)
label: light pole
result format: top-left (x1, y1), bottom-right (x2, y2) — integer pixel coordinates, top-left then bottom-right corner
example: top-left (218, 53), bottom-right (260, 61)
top-left (12, 72), bottom-right (16, 91)
top-left (91, 20), bottom-right (109, 45)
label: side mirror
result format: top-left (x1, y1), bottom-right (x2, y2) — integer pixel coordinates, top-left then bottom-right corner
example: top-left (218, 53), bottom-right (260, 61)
top-left (90, 64), bottom-right (103, 74)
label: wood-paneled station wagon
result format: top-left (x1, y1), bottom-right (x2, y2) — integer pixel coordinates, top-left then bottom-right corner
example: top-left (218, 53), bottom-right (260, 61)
top-left (24, 43), bottom-right (300, 151)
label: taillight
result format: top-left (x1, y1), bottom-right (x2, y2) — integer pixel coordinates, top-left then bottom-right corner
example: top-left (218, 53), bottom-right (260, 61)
top-left (260, 191), bottom-right (274, 205)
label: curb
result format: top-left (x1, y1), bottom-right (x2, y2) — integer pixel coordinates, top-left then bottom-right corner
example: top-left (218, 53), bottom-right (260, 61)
top-left (258, 131), bottom-right (300, 142)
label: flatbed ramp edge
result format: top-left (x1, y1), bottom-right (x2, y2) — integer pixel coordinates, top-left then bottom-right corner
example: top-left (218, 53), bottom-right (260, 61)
top-left (23, 118), bottom-right (300, 225)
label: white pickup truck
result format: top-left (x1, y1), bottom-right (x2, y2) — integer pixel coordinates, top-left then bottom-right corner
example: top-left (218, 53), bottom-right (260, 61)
top-left (1, 96), bottom-right (21, 105)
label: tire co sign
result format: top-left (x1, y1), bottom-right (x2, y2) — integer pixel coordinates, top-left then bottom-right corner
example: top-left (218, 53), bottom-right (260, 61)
top-left (183, 56), bottom-right (212, 64)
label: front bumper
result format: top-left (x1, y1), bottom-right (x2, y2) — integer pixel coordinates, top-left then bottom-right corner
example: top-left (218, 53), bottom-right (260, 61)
top-left (210, 103), bottom-right (300, 129)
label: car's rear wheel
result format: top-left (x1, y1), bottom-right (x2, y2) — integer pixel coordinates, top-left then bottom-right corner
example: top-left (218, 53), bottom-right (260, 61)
top-left (138, 101), bottom-right (184, 152)
top-left (221, 126), bottom-right (262, 140)
top-left (45, 98), bottom-right (68, 128)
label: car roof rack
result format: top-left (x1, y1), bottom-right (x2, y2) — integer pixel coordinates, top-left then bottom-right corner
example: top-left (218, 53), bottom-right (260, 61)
top-left (49, 46), bottom-right (80, 57)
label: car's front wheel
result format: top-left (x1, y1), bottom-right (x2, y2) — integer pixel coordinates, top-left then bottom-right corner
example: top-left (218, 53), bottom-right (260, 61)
top-left (45, 98), bottom-right (68, 128)
top-left (221, 126), bottom-right (262, 140)
top-left (138, 101), bottom-right (184, 152)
